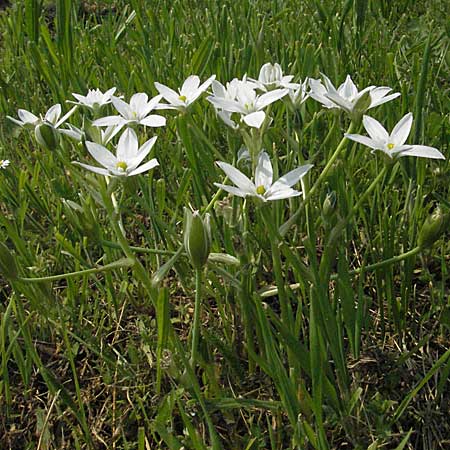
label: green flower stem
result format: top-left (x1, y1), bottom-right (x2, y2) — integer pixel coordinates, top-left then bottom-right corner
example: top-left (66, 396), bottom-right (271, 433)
top-left (101, 239), bottom-right (178, 256)
top-left (279, 121), bottom-right (355, 237)
top-left (260, 207), bottom-right (293, 330)
top-left (239, 199), bottom-right (256, 372)
top-left (259, 246), bottom-right (422, 298)
top-left (190, 268), bottom-right (203, 367)
top-left (17, 258), bottom-right (135, 283)
top-left (242, 128), bottom-right (263, 173)
top-left (340, 246), bottom-right (422, 277)
top-left (100, 179), bottom-right (157, 305)
top-left (110, 187), bottom-right (125, 236)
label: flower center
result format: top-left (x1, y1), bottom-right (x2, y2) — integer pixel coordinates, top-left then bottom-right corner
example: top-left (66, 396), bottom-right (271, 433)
top-left (178, 95), bottom-right (187, 102)
top-left (387, 143), bottom-right (395, 150)
top-left (116, 161), bottom-right (128, 172)
top-left (256, 185), bottom-right (266, 195)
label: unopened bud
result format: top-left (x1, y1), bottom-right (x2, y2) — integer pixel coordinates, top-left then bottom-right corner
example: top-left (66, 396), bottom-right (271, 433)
top-left (156, 178), bottom-right (166, 215)
top-left (35, 122), bottom-right (59, 150)
top-left (0, 242), bottom-right (18, 280)
top-left (418, 206), bottom-right (448, 249)
top-left (322, 191), bottom-right (337, 223)
top-left (184, 208), bottom-right (211, 269)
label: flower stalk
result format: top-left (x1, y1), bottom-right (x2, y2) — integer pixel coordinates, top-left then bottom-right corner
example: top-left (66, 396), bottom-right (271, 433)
top-left (190, 268), bottom-right (203, 368)
top-left (17, 258), bottom-right (134, 283)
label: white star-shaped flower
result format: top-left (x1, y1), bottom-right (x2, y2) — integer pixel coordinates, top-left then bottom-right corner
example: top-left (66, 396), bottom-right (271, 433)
top-left (208, 80), bottom-right (288, 129)
top-left (0, 159), bottom-right (10, 169)
top-left (288, 78), bottom-right (309, 107)
top-left (73, 128), bottom-right (159, 177)
top-left (7, 104), bottom-right (76, 129)
top-left (215, 151), bottom-right (313, 201)
top-left (345, 113), bottom-right (445, 160)
top-left (154, 75), bottom-right (215, 111)
top-left (309, 74), bottom-right (400, 115)
top-left (93, 93), bottom-right (166, 128)
top-left (249, 62), bottom-right (300, 91)
top-left (68, 87), bottom-right (117, 111)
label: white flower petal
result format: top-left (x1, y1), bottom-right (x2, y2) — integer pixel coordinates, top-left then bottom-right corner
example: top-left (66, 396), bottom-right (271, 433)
top-left (324, 91), bottom-right (352, 113)
top-left (130, 93), bottom-right (149, 114)
top-left (399, 145), bottom-right (445, 160)
top-left (345, 133), bottom-right (379, 150)
top-left (211, 80), bottom-right (227, 98)
top-left (256, 88), bottom-right (288, 109)
top-left (208, 97), bottom-right (244, 113)
top-left (243, 111), bottom-right (265, 128)
top-left (390, 145), bottom-right (412, 155)
top-left (139, 115), bottom-right (166, 127)
top-left (267, 164), bottom-right (313, 196)
top-left (93, 116), bottom-right (125, 127)
top-left (362, 115), bottom-right (389, 142)
top-left (85, 141), bottom-right (117, 169)
top-left (112, 97), bottom-right (133, 118)
top-left (72, 161), bottom-right (110, 176)
top-left (371, 92), bottom-right (400, 108)
top-left (197, 74), bottom-right (215, 94)
top-left (45, 104), bottom-right (61, 124)
top-left (341, 75), bottom-right (358, 100)
top-left (255, 151), bottom-right (273, 189)
top-left (266, 187), bottom-right (301, 201)
top-left (216, 161), bottom-right (256, 194)
top-left (154, 82), bottom-right (183, 105)
top-left (116, 128), bottom-right (138, 161)
top-left (181, 75), bottom-right (201, 97)
top-left (213, 183), bottom-right (250, 198)
top-left (104, 87), bottom-right (117, 98)
top-left (71, 93), bottom-right (86, 103)
top-left (128, 158), bottom-right (159, 176)
top-left (142, 94), bottom-right (163, 117)
top-left (102, 124), bottom-right (124, 144)
top-left (7, 115), bottom-right (27, 126)
top-left (217, 110), bottom-right (238, 129)
top-left (59, 128), bottom-right (83, 141)
top-left (128, 136), bottom-right (157, 170)
top-left (55, 105), bottom-right (77, 128)
top-left (18, 109), bottom-right (39, 124)
top-left (391, 113), bottom-right (413, 146)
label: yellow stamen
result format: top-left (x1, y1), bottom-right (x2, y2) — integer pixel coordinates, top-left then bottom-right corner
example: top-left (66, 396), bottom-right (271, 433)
top-left (116, 161), bottom-right (128, 171)
top-left (179, 95), bottom-right (187, 102)
top-left (256, 185), bottom-right (266, 195)
top-left (387, 143), bottom-right (395, 150)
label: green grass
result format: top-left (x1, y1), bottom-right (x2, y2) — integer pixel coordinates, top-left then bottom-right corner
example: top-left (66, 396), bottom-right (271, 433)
top-left (0, 1), bottom-right (449, 449)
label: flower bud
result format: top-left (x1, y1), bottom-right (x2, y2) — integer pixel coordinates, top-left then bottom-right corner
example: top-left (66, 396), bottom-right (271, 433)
top-left (0, 242), bottom-right (18, 280)
top-left (184, 208), bottom-right (211, 269)
top-left (322, 191), bottom-right (337, 223)
top-left (35, 122), bottom-right (59, 151)
top-left (156, 178), bottom-right (166, 215)
top-left (418, 206), bottom-right (448, 249)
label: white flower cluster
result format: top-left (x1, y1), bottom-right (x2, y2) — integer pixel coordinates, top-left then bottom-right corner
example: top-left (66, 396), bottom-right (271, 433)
top-left (5, 62), bottom-right (444, 196)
